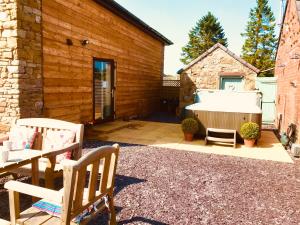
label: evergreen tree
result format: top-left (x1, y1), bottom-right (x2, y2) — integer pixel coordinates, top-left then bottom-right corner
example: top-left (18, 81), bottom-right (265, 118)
top-left (181, 12), bottom-right (228, 64)
top-left (241, 0), bottom-right (277, 77)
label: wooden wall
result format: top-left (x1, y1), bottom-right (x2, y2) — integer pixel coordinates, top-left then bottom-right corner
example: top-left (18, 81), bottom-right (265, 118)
top-left (42, 0), bottom-right (165, 123)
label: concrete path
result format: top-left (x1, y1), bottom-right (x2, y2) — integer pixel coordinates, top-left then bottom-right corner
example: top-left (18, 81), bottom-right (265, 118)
top-left (86, 120), bottom-right (293, 163)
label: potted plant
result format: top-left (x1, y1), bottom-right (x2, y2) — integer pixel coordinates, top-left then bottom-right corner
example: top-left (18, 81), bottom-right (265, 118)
top-left (181, 118), bottom-right (199, 141)
top-left (240, 122), bottom-right (260, 147)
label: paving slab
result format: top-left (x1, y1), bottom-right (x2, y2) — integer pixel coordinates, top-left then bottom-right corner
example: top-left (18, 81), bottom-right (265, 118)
top-left (86, 120), bottom-right (293, 163)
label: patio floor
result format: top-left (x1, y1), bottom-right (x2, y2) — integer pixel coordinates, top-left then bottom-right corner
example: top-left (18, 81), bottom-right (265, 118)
top-left (86, 120), bottom-right (293, 163)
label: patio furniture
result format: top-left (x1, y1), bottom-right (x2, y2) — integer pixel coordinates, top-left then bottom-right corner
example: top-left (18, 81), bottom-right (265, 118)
top-left (4, 144), bottom-right (119, 225)
top-left (8, 118), bottom-right (84, 188)
top-left (205, 128), bottom-right (237, 148)
top-left (0, 149), bottom-right (46, 187)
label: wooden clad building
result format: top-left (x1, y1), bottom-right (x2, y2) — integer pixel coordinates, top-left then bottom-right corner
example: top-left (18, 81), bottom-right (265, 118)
top-left (0, 0), bottom-right (172, 130)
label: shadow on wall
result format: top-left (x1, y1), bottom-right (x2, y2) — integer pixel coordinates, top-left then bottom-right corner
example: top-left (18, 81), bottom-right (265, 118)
top-left (179, 72), bottom-right (197, 114)
top-left (17, 0), bottom-right (43, 126)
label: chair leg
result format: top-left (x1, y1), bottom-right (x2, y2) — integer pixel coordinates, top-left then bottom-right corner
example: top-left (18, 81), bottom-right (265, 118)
top-left (11, 173), bottom-right (18, 180)
top-left (45, 169), bottom-right (54, 189)
top-left (108, 194), bottom-right (116, 225)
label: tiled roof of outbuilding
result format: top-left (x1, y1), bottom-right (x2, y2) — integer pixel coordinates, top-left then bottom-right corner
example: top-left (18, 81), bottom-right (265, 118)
top-left (177, 43), bottom-right (260, 74)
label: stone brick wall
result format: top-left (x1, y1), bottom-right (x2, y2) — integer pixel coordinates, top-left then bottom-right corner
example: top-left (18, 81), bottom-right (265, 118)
top-left (0, 0), bottom-right (43, 132)
top-left (179, 47), bottom-right (257, 109)
top-left (275, 0), bottom-right (300, 142)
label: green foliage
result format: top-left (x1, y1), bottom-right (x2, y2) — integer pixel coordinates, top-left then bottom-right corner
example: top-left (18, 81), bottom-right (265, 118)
top-left (181, 12), bottom-right (228, 65)
top-left (240, 122), bottom-right (260, 139)
top-left (241, 0), bottom-right (277, 77)
top-left (181, 118), bottom-right (199, 134)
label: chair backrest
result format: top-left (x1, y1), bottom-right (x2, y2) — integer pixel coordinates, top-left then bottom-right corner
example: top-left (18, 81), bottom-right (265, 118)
top-left (16, 118), bottom-right (84, 159)
top-left (61, 144), bottom-right (120, 224)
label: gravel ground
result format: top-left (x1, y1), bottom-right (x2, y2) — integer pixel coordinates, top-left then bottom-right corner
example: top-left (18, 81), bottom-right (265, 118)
top-left (1, 141), bottom-right (300, 225)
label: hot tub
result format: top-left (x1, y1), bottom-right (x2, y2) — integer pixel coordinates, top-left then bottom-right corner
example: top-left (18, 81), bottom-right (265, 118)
top-left (185, 90), bottom-right (262, 142)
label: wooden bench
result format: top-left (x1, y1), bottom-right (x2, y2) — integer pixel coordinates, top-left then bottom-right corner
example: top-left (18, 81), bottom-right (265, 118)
top-left (5, 145), bottom-right (119, 225)
top-left (205, 128), bottom-right (236, 148)
top-left (6, 118), bottom-right (84, 188)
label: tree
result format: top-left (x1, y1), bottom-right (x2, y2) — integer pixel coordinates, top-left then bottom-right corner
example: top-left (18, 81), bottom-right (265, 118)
top-left (241, 0), bottom-right (277, 77)
top-left (181, 12), bottom-right (228, 65)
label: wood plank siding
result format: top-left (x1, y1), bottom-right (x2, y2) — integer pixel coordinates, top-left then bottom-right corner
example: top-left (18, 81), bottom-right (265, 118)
top-left (42, 0), bottom-right (166, 123)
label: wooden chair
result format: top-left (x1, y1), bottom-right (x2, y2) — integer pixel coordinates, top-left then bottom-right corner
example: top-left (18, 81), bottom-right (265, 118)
top-left (8, 118), bottom-right (84, 188)
top-left (4, 144), bottom-right (120, 225)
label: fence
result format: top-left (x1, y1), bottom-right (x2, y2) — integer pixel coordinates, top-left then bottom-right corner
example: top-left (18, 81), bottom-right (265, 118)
top-left (160, 79), bottom-right (180, 114)
top-left (161, 79), bottom-right (180, 99)
top-left (162, 80), bottom-right (180, 87)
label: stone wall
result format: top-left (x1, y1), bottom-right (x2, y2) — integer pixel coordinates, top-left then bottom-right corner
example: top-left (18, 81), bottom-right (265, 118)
top-left (179, 47), bottom-right (257, 109)
top-left (0, 0), bottom-right (43, 132)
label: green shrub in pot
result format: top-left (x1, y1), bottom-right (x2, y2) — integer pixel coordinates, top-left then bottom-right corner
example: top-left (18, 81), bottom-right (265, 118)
top-left (240, 122), bottom-right (260, 147)
top-left (181, 118), bottom-right (199, 141)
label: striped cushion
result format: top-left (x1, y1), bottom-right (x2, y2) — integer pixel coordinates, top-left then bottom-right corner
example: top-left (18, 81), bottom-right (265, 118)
top-left (32, 200), bottom-right (61, 217)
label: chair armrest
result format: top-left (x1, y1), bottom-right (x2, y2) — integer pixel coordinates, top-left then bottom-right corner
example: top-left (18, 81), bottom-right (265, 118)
top-left (4, 181), bottom-right (62, 203)
top-left (42, 142), bottom-right (80, 158)
top-left (0, 135), bottom-right (9, 145)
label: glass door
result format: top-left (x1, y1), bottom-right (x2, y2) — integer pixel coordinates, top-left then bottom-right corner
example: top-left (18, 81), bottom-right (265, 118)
top-left (93, 59), bottom-right (114, 122)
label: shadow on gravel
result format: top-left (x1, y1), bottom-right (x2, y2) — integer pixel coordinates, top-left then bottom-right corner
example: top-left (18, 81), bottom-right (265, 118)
top-left (115, 174), bottom-right (146, 195)
top-left (83, 140), bottom-right (145, 149)
top-left (118, 216), bottom-right (168, 225)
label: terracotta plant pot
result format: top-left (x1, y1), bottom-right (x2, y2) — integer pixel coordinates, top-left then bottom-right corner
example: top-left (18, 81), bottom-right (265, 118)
top-left (184, 133), bottom-right (194, 142)
top-left (244, 139), bottom-right (256, 147)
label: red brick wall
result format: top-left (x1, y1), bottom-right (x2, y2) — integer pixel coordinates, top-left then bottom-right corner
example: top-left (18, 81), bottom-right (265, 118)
top-left (275, 0), bottom-right (300, 142)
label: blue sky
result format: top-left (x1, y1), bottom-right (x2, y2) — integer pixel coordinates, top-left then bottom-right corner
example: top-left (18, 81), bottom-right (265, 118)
top-left (115, 0), bottom-right (281, 75)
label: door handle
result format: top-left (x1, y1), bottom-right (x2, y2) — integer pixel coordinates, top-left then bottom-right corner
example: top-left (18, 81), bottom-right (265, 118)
top-left (111, 89), bottom-right (115, 98)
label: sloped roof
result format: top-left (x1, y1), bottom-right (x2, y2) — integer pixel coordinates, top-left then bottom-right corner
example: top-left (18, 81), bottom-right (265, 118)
top-left (276, 0), bottom-right (300, 59)
top-left (94, 0), bottom-right (173, 46)
top-left (297, 0), bottom-right (300, 20)
top-left (177, 43), bottom-right (260, 74)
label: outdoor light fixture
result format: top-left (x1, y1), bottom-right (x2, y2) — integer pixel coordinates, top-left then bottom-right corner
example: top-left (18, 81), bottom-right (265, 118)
top-left (66, 38), bottom-right (73, 46)
top-left (80, 39), bottom-right (89, 46)
top-left (290, 81), bottom-right (297, 88)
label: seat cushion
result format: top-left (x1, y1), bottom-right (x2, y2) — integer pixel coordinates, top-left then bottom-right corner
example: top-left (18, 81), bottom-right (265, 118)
top-left (9, 126), bottom-right (37, 150)
top-left (32, 188), bottom-right (103, 223)
top-left (43, 130), bottom-right (75, 163)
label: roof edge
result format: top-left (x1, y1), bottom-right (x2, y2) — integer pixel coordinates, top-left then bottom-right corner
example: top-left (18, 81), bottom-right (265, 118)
top-left (178, 43), bottom-right (260, 74)
top-left (93, 0), bottom-right (173, 46)
top-left (276, 0), bottom-right (289, 59)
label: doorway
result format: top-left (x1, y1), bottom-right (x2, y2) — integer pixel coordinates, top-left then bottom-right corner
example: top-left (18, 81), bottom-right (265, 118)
top-left (220, 77), bottom-right (243, 91)
top-left (93, 58), bottom-right (115, 122)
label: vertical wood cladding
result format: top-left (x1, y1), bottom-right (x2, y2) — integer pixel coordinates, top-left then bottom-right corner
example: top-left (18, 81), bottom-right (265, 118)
top-left (42, 0), bottom-right (164, 123)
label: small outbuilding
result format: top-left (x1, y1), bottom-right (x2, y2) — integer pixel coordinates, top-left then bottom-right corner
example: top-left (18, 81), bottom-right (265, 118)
top-left (178, 43), bottom-right (260, 109)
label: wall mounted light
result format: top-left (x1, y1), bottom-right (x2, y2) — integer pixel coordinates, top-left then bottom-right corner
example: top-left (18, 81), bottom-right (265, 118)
top-left (66, 39), bottom-right (73, 46)
top-left (80, 39), bottom-right (89, 46)
top-left (290, 81), bottom-right (297, 88)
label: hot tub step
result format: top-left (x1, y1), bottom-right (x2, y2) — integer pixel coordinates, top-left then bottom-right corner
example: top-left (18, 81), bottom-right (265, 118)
top-left (205, 128), bottom-right (236, 148)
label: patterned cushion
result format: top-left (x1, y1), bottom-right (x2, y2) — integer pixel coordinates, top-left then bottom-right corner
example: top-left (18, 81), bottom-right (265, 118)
top-left (43, 130), bottom-right (75, 162)
top-left (9, 126), bottom-right (37, 150)
top-left (32, 200), bottom-right (61, 217)
top-left (32, 189), bottom-right (102, 223)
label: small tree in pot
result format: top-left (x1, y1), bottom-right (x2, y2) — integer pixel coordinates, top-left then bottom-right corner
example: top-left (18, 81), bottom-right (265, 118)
top-left (182, 118), bottom-right (199, 141)
top-left (240, 122), bottom-right (260, 147)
